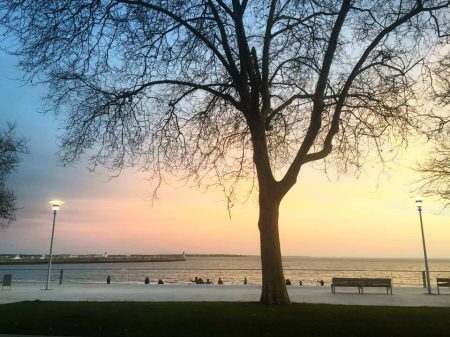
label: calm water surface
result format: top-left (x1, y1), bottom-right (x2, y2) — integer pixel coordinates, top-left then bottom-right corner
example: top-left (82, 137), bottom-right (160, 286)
top-left (1, 256), bottom-right (450, 287)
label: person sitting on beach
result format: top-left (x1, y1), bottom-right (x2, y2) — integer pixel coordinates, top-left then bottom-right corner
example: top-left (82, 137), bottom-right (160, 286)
top-left (206, 278), bottom-right (212, 284)
top-left (158, 279), bottom-right (164, 284)
top-left (144, 276), bottom-right (150, 284)
top-left (197, 277), bottom-right (204, 284)
top-left (319, 279), bottom-right (324, 286)
top-left (299, 280), bottom-right (303, 286)
top-left (285, 279), bottom-right (291, 285)
top-left (191, 276), bottom-right (199, 284)
top-left (218, 277), bottom-right (223, 285)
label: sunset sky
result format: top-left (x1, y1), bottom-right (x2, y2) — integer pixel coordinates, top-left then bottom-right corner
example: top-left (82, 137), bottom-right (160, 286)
top-left (1, 50), bottom-right (449, 259)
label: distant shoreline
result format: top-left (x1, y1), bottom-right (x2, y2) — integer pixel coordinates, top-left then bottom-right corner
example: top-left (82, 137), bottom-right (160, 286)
top-left (0, 254), bottom-right (186, 265)
top-left (1, 254), bottom-right (447, 262)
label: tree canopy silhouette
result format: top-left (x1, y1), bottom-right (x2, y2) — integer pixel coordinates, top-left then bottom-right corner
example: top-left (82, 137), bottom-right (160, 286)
top-left (419, 143), bottom-right (450, 206)
top-left (418, 55), bottom-right (450, 206)
top-left (0, 123), bottom-right (27, 229)
top-left (1, 0), bottom-right (449, 304)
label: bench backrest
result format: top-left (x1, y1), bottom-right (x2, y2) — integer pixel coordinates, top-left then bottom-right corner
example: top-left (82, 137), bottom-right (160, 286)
top-left (437, 278), bottom-right (450, 286)
top-left (332, 278), bottom-right (362, 286)
top-left (332, 277), bottom-right (391, 286)
top-left (358, 278), bottom-right (391, 286)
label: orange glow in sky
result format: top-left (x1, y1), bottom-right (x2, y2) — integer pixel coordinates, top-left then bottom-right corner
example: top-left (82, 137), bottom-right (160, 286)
top-left (2, 152), bottom-right (449, 258)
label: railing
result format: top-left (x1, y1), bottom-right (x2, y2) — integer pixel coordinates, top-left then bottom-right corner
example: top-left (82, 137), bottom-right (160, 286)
top-left (1, 267), bottom-right (450, 287)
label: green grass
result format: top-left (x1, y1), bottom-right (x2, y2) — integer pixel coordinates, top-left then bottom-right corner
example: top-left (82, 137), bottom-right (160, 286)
top-left (1, 301), bottom-right (450, 337)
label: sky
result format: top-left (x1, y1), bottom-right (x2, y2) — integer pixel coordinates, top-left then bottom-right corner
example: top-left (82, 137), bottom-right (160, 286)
top-left (0, 50), bottom-right (449, 259)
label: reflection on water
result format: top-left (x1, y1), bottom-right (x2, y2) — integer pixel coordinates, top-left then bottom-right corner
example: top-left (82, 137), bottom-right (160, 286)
top-left (1, 256), bottom-right (449, 287)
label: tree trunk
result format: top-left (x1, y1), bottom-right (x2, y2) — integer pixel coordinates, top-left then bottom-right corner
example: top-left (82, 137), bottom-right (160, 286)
top-left (258, 190), bottom-right (290, 304)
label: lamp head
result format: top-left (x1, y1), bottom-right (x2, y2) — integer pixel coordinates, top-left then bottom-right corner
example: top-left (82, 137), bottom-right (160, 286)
top-left (415, 196), bottom-right (423, 209)
top-left (49, 199), bottom-right (64, 212)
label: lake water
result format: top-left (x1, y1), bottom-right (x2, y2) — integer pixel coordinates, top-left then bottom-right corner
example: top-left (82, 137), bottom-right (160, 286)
top-left (1, 256), bottom-right (450, 287)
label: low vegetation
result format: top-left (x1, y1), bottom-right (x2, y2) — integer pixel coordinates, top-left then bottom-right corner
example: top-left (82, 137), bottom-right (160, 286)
top-left (0, 301), bottom-right (449, 337)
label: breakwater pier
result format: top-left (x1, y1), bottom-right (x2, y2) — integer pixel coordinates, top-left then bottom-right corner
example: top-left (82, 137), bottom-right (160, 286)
top-left (0, 254), bottom-right (186, 265)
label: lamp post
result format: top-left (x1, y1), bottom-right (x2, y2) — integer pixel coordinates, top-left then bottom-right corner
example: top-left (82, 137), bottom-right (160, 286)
top-left (45, 199), bottom-right (64, 290)
top-left (415, 197), bottom-right (432, 295)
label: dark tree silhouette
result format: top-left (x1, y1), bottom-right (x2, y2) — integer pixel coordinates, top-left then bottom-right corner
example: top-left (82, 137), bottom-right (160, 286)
top-left (0, 123), bottom-right (27, 229)
top-left (419, 143), bottom-right (450, 205)
top-left (1, 0), bottom-right (449, 303)
top-left (418, 55), bottom-right (450, 205)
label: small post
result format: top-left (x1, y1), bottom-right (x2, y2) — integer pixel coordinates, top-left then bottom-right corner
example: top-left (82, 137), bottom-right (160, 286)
top-left (59, 269), bottom-right (64, 285)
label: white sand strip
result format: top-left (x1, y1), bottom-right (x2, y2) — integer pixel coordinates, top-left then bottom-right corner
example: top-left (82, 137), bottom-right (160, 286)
top-left (1, 283), bottom-right (450, 307)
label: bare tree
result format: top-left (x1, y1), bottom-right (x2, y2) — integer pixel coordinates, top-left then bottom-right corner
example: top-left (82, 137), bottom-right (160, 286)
top-left (419, 143), bottom-right (450, 205)
top-left (418, 54), bottom-right (450, 205)
top-left (1, 0), bottom-right (449, 304)
top-left (0, 123), bottom-right (27, 229)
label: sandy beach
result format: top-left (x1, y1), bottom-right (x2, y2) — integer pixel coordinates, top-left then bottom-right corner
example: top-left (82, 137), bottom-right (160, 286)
top-left (1, 283), bottom-right (450, 307)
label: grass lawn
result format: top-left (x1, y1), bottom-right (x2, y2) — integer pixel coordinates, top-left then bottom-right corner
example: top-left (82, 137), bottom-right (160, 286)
top-left (0, 301), bottom-right (450, 337)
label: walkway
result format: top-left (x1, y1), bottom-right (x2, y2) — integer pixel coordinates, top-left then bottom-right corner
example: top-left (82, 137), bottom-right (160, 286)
top-left (1, 283), bottom-right (450, 307)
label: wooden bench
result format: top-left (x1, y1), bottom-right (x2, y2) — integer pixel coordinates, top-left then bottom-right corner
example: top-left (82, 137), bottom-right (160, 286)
top-left (331, 277), bottom-right (392, 295)
top-left (437, 278), bottom-right (450, 294)
top-left (358, 278), bottom-right (392, 295)
top-left (331, 277), bottom-right (362, 294)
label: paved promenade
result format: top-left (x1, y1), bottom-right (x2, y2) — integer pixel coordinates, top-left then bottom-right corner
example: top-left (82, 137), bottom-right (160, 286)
top-left (1, 283), bottom-right (450, 307)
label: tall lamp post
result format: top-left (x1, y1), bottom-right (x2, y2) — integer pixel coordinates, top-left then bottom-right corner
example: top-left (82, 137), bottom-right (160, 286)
top-left (416, 197), bottom-right (432, 295)
top-left (45, 199), bottom-right (64, 290)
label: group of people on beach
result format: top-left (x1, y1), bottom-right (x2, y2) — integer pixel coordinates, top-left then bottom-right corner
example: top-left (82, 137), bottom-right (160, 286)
top-left (143, 276), bottom-right (164, 284)
top-left (107, 275), bottom-right (165, 284)
top-left (142, 276), bottom-right (227, 285)
top-left (108, 275), bottom-right (325, 286)
top-left (284, 279), bottom-right (324, 286)
top-left (191, 276), bottom-right (224, 285)
top-left (191, 276), bottom-right (255, 285)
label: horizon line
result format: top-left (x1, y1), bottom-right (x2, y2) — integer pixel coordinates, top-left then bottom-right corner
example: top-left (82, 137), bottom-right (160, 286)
top-left (1, 252), bottom-right (449, 260)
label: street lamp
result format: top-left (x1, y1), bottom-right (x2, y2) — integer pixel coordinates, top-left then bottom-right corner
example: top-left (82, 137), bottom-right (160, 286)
top-left (45, 199), bottom-right (64, 290)
top-left (416, 197), bottom-right (432, 295)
